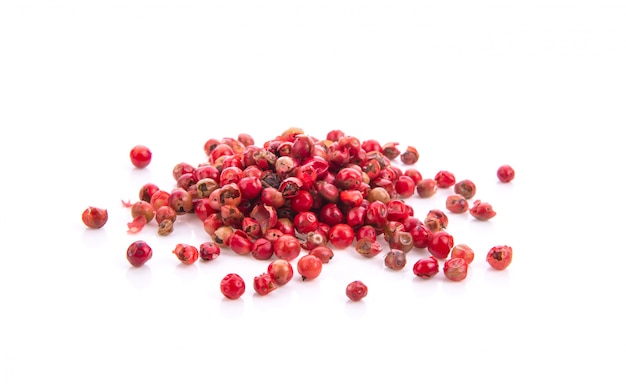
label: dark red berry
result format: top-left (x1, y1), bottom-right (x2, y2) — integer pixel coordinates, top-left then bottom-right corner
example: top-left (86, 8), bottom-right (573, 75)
top-left (346, 280), bottom-right (368, 301)
top-left (126, 240), bottom-right (153, 267)
top-left (427, 231), bottom-right (454, 259)
top-left (199, 242), bottom-right (221, 261)
top-left (413, 256), bottom-right (439, 278)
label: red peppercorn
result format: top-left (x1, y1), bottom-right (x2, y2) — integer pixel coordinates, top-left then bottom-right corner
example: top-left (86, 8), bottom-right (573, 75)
top-left (82, 207), bottom-right (108, 229)
top-left (434, 170), bottom-right (456, 188)
top-left (253, 273), bottom-right (278, 296)
top-left (454, 179), bottom-right (476, 199)
top-left (355, 238), bottom-right (383, 258)
top-left (139, 183), bottom-right (159, 203)
top-left (229, 230), bottom-right (253, 255)
top-left (424, 209), bottom-right (448, 233)
top-left (497, 165), bottom-right (515, 183)
top-left (199, 242), bottom-right (221, 261)
top-left (395, 175), bottom-right (416, 198)
top-left (308, 246), bottom-right (334, 263)
top-left (443, 258), bottom-right (468, 281)
top-left (130, 145), bottom-right (152, 168)
top-left (446, 194), bottom-right (469, 214)
top-left (131, 201), bottom-right (155, 223)
top-left (155, 205), bottom-right (177, 225)
top-left (150, 190), bottom-right (170, 212)
top-left (173, 243), bottom-right (199, 265)
top-left (388, 231), bottom-right (414, 253)
top-left (126, 240), bottom-right (153, 267)
top-left (470, 200), bottom-right (497, 221)
top-left (356, 225), bottom-right (377, 242)
top-left (403, 168), bottom-right (422, 186)
top-left (220, 273), bottom-right (246, 299)
top-left (297, 254), bottom-right (323, 281)
top-left (413, 256), bottom-right (440, 278)
top-left (346, 280), bottom-right (368, 301)
top-left (427, 231), bottom-right (454, 259)
top-left (384, 249), bottom-right (407, 270)
top-left (416, 179), bottom-right (437, 198)
top-left (251, 238), bottom-right (274, 260)
top-left (410, 224), bottom-right (433, 249)
top-left (267, 259), bottom-right (294, 286)
top-left (451, 244), bottom-right (475, 265)
top-left (328, 223), bottom-right (355, 249)
top-left (400, 146), bottom-right (419, 164)
top-left (486, 245), bottom-right (513, 270)
top-left (273, 234), bottom-right (301, 261)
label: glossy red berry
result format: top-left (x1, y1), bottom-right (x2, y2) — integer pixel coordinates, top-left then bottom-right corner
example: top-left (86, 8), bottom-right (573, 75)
top-left (229, 230), bottom-right (253, 255)
top-left (251, 238), bottom-right (274, 260)
top-left (220, 273), bottom-right (246, 299)
top-left (253, 273), bottom-right (277, 296)
top-left (173, 243), bottom-right (199, 265)
top-left (297, 254), bottom-right (323, 281)
top-left (346, 280), bottom-right (368, 302)
top-left (395, 175), bottom-right (416, 198)
top-left (410, 224), bottom-right (433, 249)
top-left (273, 234), bottom-right (301, 261)
top-left (130, 145), bottom-right (152, 168)
top-left (82, 207), bottom-right (108, 229)
top-left (497, 165), bottom-right (515, 183)
top-left (126, 240), bottom-right (153, 267)
top-left (486, 245), bottom-right (513, 270)
top-left (443, 257), bottom-right (468, 281)
top-left (427, 231), bottom-right (454, 259)
top-left (328, 223), bottom-right (355, 249)
top-left (413, 256), bottom-right (439, 278)
top-left (267, 259), bottom-right (294, 286)
top-left (199, 242), bottom-right (221, 261)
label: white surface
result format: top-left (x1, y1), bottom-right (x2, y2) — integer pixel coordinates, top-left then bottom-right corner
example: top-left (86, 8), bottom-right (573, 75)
top-left (1, 1), bottom-right (625, 391)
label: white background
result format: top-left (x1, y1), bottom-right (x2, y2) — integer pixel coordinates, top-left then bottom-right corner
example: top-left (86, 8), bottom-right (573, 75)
top-left (1, 1), bottom-right (625, 391)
